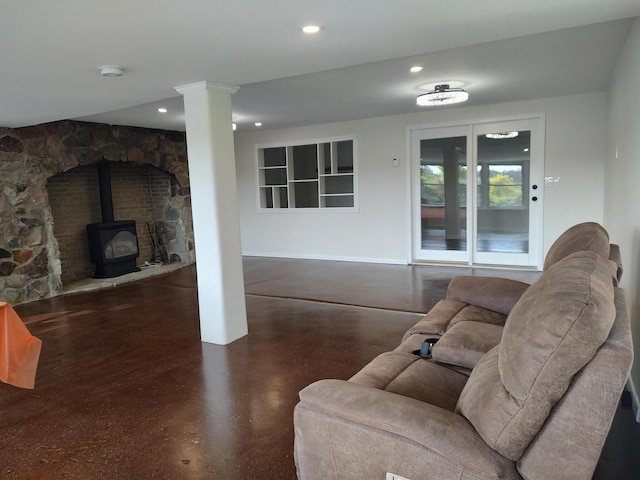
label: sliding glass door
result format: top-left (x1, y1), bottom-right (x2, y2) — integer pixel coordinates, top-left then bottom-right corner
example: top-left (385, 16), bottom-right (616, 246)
top-left (411, 117), bottom-right (544, 267)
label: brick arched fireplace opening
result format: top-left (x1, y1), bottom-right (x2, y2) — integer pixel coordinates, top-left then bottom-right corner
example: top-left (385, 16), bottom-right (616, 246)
top-left (0, 120), bottom-right (194, 304)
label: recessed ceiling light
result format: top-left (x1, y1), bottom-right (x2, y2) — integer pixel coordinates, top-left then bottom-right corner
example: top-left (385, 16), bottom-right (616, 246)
top-left (302, 25), bottom-right (321, 34)
top-left (157, 107), bottom-right (167, 113)
top-left (255, 122), bottom-right (262, 127)
top-left (232, 123), bottom-right (237, 131)
top-left (410, 66), bottom-right (423, 73)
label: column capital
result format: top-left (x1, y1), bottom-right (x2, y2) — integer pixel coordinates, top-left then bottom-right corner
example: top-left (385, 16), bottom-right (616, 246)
top-left (174, 81), bottom-right (239, 96)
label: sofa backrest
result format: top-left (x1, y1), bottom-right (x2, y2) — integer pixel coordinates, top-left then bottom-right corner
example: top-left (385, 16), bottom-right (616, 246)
top-left (516, 286), bottom-right (633, 479)
top-left (456, 251), bottom-right (618, 461)
top-left (543, 221), bottom-right (610, 270)
top-left (609, 243), bottom-right (624, 284)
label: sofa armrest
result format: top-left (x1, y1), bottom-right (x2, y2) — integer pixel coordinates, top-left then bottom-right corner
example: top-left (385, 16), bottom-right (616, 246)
top-left (446, 276), bottom-right (530, 316)
top-left (296, 379), bottom-right (516, 477)
top-left (401, 299), bottom-right (467, 340)
top-left (431, 321), bottom-right (504, 370)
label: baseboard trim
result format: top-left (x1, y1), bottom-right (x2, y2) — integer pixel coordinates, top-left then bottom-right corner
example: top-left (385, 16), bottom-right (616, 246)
top-left (627, 377), bottom-right (640, 423)
top-left (242, 251), bottom-right (408, 265)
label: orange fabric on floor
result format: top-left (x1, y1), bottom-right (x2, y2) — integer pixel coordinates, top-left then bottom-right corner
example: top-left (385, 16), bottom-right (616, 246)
top-left (0, 301), bottom-right (42, 389)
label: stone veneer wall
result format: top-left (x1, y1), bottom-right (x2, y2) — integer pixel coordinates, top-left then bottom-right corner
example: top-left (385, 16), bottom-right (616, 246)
top-left (0, 120), bottom-right (194, 304)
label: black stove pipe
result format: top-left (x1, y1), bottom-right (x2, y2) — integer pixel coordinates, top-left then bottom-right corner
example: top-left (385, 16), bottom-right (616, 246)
top-left (97, 161), bottom-right (115, 223)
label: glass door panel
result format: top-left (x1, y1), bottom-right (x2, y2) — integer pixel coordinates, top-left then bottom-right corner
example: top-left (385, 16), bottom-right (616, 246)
top-left (420, 137), bottom-right (467, 251)
top-left (477, 137), bottom-right (529, 253)
top-left (473, 119), bottom-right (542, 267)
top-left (412, 126), bottom-right (471, 263)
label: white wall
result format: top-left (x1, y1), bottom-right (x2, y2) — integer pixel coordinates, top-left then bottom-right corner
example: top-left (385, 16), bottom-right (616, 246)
top-left (235, 92), bottom-right (608, 265)
top-left (605, 17), bottom-right (640, 420)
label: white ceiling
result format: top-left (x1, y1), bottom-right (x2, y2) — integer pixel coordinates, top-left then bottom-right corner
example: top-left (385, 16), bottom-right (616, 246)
top-left (1, 1), bottom-right (638, 133)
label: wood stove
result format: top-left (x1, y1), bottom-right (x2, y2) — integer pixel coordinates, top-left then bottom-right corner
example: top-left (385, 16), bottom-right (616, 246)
top-left (87, 220), bottom-right (140, 278)
top-left (86, 162), bottom-right (140, 278)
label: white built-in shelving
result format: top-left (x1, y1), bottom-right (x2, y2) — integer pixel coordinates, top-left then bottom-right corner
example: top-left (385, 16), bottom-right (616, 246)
top-left (257, 138), bottom-right (356, 210)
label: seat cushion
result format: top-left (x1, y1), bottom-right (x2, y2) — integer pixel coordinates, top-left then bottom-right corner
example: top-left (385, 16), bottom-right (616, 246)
top-left (457, 251), bottom-right (616, 460)
top-left (431, 321), bottom-right (504, 369)
top-left (349, 351), bottom-right (469, 411)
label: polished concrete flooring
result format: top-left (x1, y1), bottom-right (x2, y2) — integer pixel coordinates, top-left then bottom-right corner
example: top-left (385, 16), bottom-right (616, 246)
top-left (1, 258), bottom-right (637, 479)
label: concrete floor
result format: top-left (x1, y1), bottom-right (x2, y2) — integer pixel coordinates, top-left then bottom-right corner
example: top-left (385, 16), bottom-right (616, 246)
top-left (1, 258), bottom-right (637, 479)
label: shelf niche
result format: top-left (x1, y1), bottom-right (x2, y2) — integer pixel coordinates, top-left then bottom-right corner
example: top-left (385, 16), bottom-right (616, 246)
top-left (257, 138), bottom-right (356, 210)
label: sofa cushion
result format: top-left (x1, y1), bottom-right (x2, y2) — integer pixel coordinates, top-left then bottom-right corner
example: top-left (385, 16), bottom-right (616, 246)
top-left (402, 301), bottom-right (508, 344)
top-left (543, 221), bottom-right (610, 270)
top-left (447, 305), bottom-right (508, 330)
top-left (445, 276), bottom-right (531, 316)
top-left (431, 321), bottom-right (503, 369)
top-left (401, 300), bottom-right (467, 340)
top-left (349, 351), bottom-right (469, 411)
top-left (456, 251), bottom-right (616, 460)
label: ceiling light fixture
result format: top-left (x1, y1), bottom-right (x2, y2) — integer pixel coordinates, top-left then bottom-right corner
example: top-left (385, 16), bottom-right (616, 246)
top-left (416, 84), bottom-right (469, 106)
top-left (232, 123), bottom-right (237, 131)
top-left (302, 25), bottom-right (321, 34)
top-left (410, 66), bottom-right (423, 73)
top-left (99, 66), bottom-right (124, 77)
top-left (485, 131), bottom-right (519, 139)
top-left (255, 122), bottom-right (262, 127)
top-left (157, 107), bottom-right (167, 113)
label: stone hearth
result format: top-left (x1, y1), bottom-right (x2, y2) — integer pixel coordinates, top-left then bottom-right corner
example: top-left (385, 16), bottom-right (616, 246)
top-left (0, 120), bottom-right (194, 304)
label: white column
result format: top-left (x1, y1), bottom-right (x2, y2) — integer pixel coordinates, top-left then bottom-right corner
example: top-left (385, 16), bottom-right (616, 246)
top-left (174, 81), bottom-right (248, 345)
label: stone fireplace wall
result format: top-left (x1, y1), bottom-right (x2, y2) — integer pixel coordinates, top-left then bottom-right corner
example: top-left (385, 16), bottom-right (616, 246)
top-left (0, 120), bottom-right (194, 304)
top-left (47, 163), bottom-right (189, 284)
